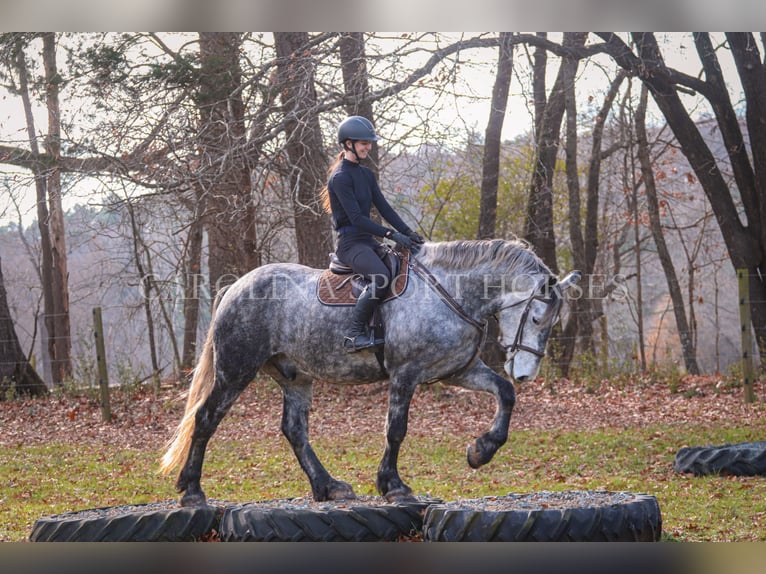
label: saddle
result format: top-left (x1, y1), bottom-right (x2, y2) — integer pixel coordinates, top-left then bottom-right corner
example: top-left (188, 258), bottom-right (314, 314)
top-left (317, 247), bottom-right (409, 306)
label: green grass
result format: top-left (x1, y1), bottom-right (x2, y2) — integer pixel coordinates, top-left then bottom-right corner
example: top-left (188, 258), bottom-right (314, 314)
top-left (2, 421), bottom-right (765, 542)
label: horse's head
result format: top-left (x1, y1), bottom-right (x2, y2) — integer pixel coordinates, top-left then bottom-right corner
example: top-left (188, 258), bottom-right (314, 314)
top-left (496, 270), bottom-right (581, 382)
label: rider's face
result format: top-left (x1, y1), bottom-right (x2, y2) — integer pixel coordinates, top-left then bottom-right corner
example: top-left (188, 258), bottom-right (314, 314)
top-left (345, 140), bottom-right (373, 161)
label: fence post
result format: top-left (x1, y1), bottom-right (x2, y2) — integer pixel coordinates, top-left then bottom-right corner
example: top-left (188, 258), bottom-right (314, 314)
top-left (92, 307), bottom-right (112, 422)
top-left (737, 269), bottom-right (756, 404)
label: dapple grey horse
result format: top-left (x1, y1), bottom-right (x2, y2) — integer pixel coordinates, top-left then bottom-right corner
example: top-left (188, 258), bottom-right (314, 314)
top-left (161, 238), bottom-right (580, 506)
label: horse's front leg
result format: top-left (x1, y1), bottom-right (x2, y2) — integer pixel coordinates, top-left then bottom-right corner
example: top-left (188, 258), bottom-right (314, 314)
top-left (278, 375), bottom-right (356, 501)
top-left (444, 361), bottom-right (516, 468)
top-left (376, 375), bottom-right (418, 502)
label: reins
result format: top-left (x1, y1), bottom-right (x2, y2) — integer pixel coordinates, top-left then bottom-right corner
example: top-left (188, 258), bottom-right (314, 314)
top-left (399, 246), bottom-right (560, 380)
top-left (405, 250), bottom-right (488, 380)
top-left (406, 252), bottom-right (486, 332)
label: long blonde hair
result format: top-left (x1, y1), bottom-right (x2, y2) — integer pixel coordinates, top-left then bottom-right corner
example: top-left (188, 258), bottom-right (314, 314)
top-left (320, 151), bottom-right (345, 214)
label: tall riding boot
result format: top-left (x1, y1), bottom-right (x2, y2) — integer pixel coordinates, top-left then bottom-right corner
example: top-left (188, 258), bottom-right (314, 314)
top-left (343, 285), bottom-right (385, 352)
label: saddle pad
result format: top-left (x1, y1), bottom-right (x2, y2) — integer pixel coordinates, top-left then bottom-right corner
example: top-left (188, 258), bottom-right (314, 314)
top-left (317, 255), bottom-right (409, 306)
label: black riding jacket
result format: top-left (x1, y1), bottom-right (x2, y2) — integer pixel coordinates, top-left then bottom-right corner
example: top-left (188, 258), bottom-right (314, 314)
top-left (327, 158), bottom-right (410, 238)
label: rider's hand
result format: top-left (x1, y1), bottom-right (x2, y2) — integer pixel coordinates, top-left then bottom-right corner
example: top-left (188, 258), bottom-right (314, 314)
top-left (389, 231), bottom-right (421, 255)
top-left (406, 230), bottom-right (425, 245)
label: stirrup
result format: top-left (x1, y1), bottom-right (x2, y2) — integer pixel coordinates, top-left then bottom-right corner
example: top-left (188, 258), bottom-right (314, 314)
top-left (343, 332), bottom-right (384, 353)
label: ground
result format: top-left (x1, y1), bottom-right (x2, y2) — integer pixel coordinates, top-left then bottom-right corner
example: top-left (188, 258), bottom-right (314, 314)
top-left (1, 374), bottom-right (763, 450)
top-left (2, 373), bottom-right (766, 542)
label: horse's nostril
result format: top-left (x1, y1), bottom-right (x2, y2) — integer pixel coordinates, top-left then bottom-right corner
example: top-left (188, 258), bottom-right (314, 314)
top-left (514, 374), bottom-right (529, 383)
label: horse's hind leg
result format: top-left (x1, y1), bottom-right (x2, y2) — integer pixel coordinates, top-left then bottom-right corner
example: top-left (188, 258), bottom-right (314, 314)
top-left (177, 373), bottom-right (252, 507)
top-left (444, 361), bottom-right (516, 469)
top-left (275, 373), bottom-right (356, 501)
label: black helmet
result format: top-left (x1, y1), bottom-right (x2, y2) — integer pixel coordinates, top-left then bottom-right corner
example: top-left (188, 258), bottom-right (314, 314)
top-left (337, 116), bottom-right (380, 145)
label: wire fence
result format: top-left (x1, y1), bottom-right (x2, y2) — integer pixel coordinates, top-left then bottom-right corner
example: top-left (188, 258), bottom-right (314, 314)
top-left (3, 271), bottom-right (763, 401)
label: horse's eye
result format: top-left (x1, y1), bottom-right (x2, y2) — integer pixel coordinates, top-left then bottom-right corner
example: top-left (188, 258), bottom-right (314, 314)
top-left (531, 316), bottom-right (541, 325)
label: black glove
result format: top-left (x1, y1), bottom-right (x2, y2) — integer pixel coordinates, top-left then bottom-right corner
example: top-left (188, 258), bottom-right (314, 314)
top-left (389, 230), bottom-right (421, 255)
top-left (406, 230), bottom-right (425, 245)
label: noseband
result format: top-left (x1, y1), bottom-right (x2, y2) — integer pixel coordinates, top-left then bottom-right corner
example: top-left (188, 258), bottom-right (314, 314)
top-left (496, 285), bottom-right (561, 360)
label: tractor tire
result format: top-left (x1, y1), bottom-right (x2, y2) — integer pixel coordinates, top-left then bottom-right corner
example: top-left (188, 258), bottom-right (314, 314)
top-left (674, 441), bottom-right (766, 477)
top-left (422, 491), bottom-right (662, 542)
top-left (29, 501), bottom-right (224, 542)
top-left (220, 496), bottom-right (439, 542)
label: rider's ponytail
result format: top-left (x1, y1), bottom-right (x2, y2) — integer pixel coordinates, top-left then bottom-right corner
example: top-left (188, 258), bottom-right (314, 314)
top-left (320, 152), bottom-right (345, 213)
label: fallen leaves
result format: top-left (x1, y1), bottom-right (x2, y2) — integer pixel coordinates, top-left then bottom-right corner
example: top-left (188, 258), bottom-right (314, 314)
top-left (0, 374), bottom-right (763, 452)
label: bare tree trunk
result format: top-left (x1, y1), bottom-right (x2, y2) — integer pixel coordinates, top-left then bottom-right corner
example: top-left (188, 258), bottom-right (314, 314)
top-left (478, 32), bottom-right (514, 240)
top-left (475, 33), bottom-right (514, 371)
top-left (14, 39), bottom-right (54, 386)
top-left (197, 33), bottom-right (259, 295)
top-left (724, 33), bottom-right (766, 364)
top-left (274, 32), bottom-right (334, 269)
top-left (636, 84), bottom-right (700, 374)
top-left (560, 70), bottom-right (626, 375)
top-left (626, 111), bottom-right (647, 373)
top-left (126, 201), bottom-right (162, 390)
top-left (42, 32), bottom-right (72, 385)
top-left (181, 189), bottom-right (205, 370)
top-left (559, 66), bottom-right (583, 376)
top-left (0, 254), bottom-right (48, 399)
top-left (522, 33), bottom-right (587, 375)
top-left (531, 33), bottom-right (548, 138)
top-left (524, 32), bottom-right (587, 274)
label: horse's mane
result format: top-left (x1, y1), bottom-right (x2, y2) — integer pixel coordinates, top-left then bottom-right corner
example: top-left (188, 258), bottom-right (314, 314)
top-left (420, 238), bottom-right (551, 277)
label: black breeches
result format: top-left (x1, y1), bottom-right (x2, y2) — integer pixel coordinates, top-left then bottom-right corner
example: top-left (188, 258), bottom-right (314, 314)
top-left (336, 235), bottom-right (392, 299)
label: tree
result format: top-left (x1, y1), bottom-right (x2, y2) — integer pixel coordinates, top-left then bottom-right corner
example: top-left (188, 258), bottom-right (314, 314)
top-left (524, 32), bottom-right (588, 275)
top-left (635, 83), bottom-right (700, 374)
top-left (274, 32), bottom-right (334, 269)
top-left (0, 253), bottom-right (48, 398)
top-left (599, 32), bottom-right (766, 366)
top-left (4, 33), bottom-right (73, 385)
top-left (197, 32), bottom-right (260, 293)
top-left (559, 68), bottom-right (626, 375)
top-left (477, 32), bottom-right (514, 240)
top-left (8, 34), bottom-right (57, 385)
top-left (41, 33), bottom-right (73, 384)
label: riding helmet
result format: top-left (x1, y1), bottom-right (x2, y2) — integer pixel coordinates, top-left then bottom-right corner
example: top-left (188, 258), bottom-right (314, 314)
top-left (337, 115), bottom-right (380, 145)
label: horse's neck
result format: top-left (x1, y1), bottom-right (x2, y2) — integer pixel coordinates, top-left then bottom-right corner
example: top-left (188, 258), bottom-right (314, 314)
top-left (425, 263), bottom-right (503, 318)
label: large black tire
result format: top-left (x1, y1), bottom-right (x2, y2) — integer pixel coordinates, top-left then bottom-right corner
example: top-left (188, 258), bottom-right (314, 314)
top-left (29, 501), bottom-right (224, 542)
top-left (422, 491), bottom-right (662, 542)
top-left (220, 496), bottom-right (439, 542)
top-left (674, 441), bottom-right (766, 477)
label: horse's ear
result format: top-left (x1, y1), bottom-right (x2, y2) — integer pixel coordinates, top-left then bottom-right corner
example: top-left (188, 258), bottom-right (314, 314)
top-left (558, 271), bottom-right (582, 292)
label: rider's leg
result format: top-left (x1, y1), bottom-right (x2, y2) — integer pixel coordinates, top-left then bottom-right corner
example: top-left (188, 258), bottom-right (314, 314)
top-left (338, 242), bottom-right (391, 352)
top-left (344, 283), bottom-right (386, 352)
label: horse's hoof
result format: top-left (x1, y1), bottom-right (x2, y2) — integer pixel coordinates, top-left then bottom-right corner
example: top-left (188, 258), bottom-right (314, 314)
top-left (383, 487), bottom-right (415, 503)
top-left (466, 442), bottom-right (486, 469)
top-left (179, 492), bottom-right (208, 507)
top-left (326, 480), bottom-right (357, 501)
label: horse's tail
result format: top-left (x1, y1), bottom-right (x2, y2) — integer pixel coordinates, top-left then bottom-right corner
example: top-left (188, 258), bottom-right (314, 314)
top-left (160, 288), bottom-right (226, 478)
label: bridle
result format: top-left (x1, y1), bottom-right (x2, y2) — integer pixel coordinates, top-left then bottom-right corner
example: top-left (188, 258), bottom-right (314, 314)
top-left (495, 281), bottom-right (562, 361)
top-left (404, 248), bottom-right (563, 380)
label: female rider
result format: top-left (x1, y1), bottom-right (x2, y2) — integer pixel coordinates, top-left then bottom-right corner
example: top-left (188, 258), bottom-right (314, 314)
top-left (321, 116), bottom-right (424, 352)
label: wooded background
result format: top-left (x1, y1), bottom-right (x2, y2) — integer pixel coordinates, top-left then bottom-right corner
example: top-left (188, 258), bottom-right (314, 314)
top-left (0, 32), bottom-right (764, 396)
